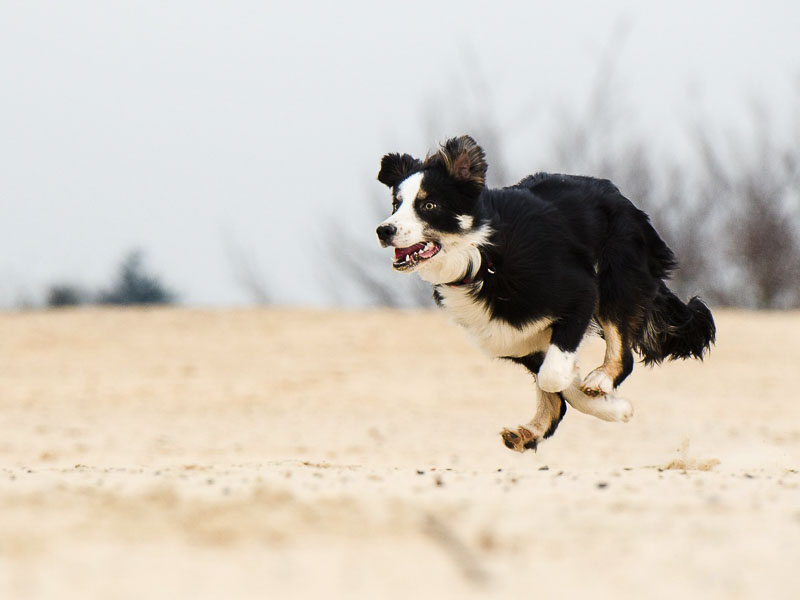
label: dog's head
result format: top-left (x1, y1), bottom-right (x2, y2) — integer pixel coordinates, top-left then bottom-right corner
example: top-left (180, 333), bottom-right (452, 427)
top-left (375, 135), bottom-right (489, 283)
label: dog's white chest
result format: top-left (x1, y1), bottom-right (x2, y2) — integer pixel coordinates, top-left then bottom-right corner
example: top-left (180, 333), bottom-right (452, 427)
top-left (436, 286), bottom-right (551, 358)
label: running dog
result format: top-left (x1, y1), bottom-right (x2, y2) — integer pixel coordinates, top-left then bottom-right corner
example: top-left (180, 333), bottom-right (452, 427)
top-left (375, 135), bottom-right (715, 451)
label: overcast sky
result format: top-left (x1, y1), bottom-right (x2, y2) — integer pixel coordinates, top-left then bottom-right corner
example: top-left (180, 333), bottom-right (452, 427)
top-left (1, 1), bottom-right (799, 307)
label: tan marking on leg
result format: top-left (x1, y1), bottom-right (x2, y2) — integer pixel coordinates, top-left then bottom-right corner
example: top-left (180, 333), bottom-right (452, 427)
top-left (600, 321), bottom-right (624, 379)
top-left (581, 321), bottom-right (625, 396)
top-left (500, 389), bottom-right (563, 453)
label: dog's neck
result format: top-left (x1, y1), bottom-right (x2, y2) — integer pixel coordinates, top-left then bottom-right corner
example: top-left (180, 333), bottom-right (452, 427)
top-left (416, 225), bottom-right (492, 286)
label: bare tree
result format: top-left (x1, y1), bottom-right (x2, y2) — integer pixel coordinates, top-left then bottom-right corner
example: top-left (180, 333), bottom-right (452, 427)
top-left (542, 46), bottom-right (800, 309)
top-left (334, 59), bottom-right (800, 308)
top-left (693, 102), bottom-right (800, 308)
top-left (221, 231), bottom-right (273, 304)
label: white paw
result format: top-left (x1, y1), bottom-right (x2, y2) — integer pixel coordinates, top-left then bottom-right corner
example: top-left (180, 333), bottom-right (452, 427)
top-left (563, 387), bottom-right (634, 423)
top-left (581, 369), bottom-right (614, 397)
top-left (537, 348), bottom-right (577, 393)
top-left (606, 395), bottom-right (634, 422)
top-left (589, 394), bottom-right (634, 422)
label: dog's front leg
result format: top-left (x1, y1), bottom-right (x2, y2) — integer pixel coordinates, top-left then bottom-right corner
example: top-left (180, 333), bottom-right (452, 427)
top-left (501, 388), bottom-right (566, 453)
top-left (537, 315), bottom-right (590, 393)
top-left (501, 352), bottom-right (566, 452)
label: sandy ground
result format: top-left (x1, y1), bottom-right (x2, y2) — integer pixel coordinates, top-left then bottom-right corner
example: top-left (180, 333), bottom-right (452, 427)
top-left (0, 306), bottom-right (799, 599)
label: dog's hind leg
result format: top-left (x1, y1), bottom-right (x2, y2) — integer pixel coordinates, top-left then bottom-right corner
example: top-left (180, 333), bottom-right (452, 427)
top-left (501, 388), bottom-right (566, 453)
top-left (563, 380), bottom-right (633, 423)
top-left (580, 320), bottom-right (634, 397)
top-left (585, 207), bottom-right (668, 395)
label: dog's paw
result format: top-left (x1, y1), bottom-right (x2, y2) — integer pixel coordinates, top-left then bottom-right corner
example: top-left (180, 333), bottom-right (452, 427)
top-left (500, 423), bottom-right (546, 453)
top-left (599, 394), bottom-right (634, 422)
top-left (593, 394), bottom-right (634, 422)
top-left (580, 368), bottom-right (614, 397)
top-left (562, 386), bottom-right (634, 423)
top-left (614, 396), bottom-right (634, 422)
top-left (591, 394), bottom-right (634, 422)
top-left (537, 349), bottom-right (577, 393)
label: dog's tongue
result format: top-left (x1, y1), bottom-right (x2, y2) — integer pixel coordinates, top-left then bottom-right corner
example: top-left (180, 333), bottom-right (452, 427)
top-left (394, 243), bottom-right (425, 260)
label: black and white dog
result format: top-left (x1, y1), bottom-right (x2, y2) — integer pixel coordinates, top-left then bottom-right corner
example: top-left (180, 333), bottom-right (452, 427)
top-left (375, 135), bottom-right (715, 452)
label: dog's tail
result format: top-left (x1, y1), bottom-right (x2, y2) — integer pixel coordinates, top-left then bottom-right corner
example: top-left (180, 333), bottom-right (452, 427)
top-left (636, 281), bottom-right (716, 365)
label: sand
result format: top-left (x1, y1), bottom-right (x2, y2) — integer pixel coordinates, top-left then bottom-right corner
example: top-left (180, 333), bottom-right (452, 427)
top-left (1, 306), bottom-right (799, 599)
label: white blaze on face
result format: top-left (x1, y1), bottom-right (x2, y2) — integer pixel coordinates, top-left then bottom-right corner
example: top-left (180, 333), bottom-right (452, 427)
top-left (378, 172), bottom-right (425, 248)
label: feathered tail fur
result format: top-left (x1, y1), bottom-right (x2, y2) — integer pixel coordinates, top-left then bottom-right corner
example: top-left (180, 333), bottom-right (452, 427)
top-left (637, 281), bottom-right (716, 365)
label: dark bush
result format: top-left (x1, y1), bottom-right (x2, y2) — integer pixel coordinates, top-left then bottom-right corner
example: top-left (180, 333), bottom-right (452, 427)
top-left (96, 250), bottom-right (175, 305)
top-left (46, 284), bottom-right (87, 308)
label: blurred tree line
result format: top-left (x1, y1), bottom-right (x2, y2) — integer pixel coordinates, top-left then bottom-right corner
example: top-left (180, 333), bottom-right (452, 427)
top-left (46, 250), bottom-right (175, 308)
top-left (29, 54), bottom-right (800, 311)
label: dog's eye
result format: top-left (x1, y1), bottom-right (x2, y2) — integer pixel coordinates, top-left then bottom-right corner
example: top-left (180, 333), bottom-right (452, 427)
top-left (391, 200), bottom-right (400, 213)
top-left (423, 202), bottom-right (436, 211)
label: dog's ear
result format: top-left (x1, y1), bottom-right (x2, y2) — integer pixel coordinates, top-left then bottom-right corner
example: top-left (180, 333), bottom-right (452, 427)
top-left (427, 135), bottom-right (487, 189)
top-left (377, 153), bottom-right (422, 188)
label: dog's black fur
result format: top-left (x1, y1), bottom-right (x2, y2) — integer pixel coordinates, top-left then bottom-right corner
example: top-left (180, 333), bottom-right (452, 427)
top-left (474, 172), bottom-right (714, 375)
top-left (376, 135), bottom-right (715, 447)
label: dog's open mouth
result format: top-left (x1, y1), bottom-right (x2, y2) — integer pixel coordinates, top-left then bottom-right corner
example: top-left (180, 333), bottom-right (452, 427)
top-left (392, 241), bottom-right (441, 271)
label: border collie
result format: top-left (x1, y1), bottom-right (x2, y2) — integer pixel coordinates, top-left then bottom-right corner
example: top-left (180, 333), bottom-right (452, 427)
top-left (375, 135), bottom-right (715, 452)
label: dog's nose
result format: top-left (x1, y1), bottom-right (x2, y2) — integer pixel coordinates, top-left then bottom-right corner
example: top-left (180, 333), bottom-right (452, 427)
top-left (376, 223), bottom-right (397, 245)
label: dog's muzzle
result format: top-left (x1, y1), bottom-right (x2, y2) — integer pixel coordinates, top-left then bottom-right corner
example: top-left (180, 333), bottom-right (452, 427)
top-left (376, 223), bottom-right (396, 247)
